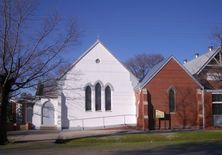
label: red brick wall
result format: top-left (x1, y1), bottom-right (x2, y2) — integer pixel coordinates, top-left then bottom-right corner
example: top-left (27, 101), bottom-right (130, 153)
top-left (196, 92), bottom-right (203, 128)
top-left (136, 90), bottom-right (149, 130)
top-left (140, 58), bottom-right (201, 129)
top-left (204, 92), bottom-right (213, 128)
top-left (136, 91), bottom-right (144, 129)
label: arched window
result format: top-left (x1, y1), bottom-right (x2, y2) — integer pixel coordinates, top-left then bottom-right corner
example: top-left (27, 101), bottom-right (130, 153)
top-left (85, 86), bottom-right (91, 111)
top-left (105, 86), bottom-right (111, 111)
top-left (169, 88), bottom-right (175, 112)
top-left (95, 83), bottom-right (101, 111)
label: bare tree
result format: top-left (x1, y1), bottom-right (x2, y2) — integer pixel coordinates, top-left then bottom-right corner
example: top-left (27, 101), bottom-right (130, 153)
top-left (125, 53), bottom-right (164, 80)
top-left (0, 0), bottom-right (79, 144)
top-left (212, 27), bottom-right (222, 46)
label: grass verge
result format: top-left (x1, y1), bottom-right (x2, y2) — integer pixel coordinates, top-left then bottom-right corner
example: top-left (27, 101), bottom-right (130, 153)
top-left (59, 130), bottom-right (222, 150)
top-left (1, 130), bottom-right (222, 151)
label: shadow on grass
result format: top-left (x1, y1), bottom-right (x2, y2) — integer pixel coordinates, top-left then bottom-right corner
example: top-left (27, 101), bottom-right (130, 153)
top-left (113, 141), bottom-right (222, 155)
top-left (55, 131), bottom-right (130, 144)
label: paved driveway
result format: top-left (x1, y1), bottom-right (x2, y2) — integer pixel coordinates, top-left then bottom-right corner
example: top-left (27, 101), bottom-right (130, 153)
top-left (7, 129), bottom-right (138, 142)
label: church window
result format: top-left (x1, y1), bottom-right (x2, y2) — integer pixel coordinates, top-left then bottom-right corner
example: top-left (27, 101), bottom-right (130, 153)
top-left (85, 86), bottom-right (91, 111)
top-left (169, 88), bottom-right (176, 113)
top-left (95, 83), bottom-right (101, 111)
top-left (105, 86), bottom-right (111, 111)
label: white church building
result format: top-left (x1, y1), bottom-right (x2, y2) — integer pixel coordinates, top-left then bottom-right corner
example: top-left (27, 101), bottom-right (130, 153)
top-left (32, 40), bottom-right (139, 130)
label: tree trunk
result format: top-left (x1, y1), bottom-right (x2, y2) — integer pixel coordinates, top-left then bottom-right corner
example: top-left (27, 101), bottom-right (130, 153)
top-left (0, 86), bottom-right (11, 145)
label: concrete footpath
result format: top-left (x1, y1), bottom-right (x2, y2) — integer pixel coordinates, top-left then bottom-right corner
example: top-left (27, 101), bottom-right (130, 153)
top-left (7, 129), bottom-right (140, 143)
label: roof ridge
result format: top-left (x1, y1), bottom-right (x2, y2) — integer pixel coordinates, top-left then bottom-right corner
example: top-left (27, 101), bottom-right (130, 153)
top-left (184, 46), bottom-right (221, 75)
top-left (186, 46), bottom-right (220, 63)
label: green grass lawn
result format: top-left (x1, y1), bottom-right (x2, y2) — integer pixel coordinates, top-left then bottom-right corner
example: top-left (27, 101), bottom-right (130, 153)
top-left (60, 130), bottom-right (222, 150)
top-left (1, 130), bottom-right (222, 151)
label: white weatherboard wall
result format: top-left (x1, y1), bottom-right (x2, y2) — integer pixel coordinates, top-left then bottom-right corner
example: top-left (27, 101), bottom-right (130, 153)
top-left (60, 41), bottom-right (138, 130)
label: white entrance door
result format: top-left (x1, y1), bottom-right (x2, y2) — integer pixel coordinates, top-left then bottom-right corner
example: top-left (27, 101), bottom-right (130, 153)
top-left (42, 102), bottom-right (55, 126)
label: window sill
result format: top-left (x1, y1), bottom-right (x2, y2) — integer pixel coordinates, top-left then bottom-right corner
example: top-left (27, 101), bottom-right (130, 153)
top-left (85, 110), bottom-right (92, 112)
top-left (105, 110), bottom-right (112, 112)
top-left (96, 110), bottom-right (102, 112)
top-left (170, 112), bottom-right (176, 114)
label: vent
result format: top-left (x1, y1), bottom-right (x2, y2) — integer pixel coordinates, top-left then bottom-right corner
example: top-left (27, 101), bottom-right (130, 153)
top-left (208, 46), bottom-right (213, 51)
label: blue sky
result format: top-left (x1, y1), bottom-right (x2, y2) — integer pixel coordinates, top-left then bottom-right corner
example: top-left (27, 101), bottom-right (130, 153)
top-left (37, 0), bottom-right (222, 63)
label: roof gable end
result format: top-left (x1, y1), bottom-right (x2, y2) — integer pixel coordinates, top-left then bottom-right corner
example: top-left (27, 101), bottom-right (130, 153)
top-left (184, 47), bottom-right (221, 75)
top-left (139, 56), bottom-right (203, 89)
top-left (58, 40), bottom-right (138, 81)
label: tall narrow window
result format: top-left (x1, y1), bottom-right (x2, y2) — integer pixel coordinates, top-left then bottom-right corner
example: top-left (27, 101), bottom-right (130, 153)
top-left (105, 86), bottom-right (111, 111)
top-left (95, 83), bottom-right (101, 111)
top-left (85, 86), bottom-right (91, 111)
top-left (169, 88), bottom-right (175, 112)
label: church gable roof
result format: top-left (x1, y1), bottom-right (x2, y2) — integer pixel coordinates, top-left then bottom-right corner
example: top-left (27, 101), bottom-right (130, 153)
top-left (139, 56), bottom-right (203, 89)
top-left (139, 57), bottom-right (171, 88)
top-left (58, 40), bottom-right (138, 81)
top-left (184, 47), bottom-right (221, 75)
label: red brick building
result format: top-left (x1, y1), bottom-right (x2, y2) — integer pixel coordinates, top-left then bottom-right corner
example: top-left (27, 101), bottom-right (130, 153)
top-left (5, 95), bottom-right (35, 131)
top-left (137, 56), bottom-right (204, 130)
top-left (184, 46), bottom-right (222, 128)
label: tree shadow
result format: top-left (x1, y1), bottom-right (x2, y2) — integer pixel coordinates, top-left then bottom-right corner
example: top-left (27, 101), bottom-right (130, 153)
top-left (113, 141), bottom-right (222, 155)
top-left (61, 93), bottom-right (69, 130)
top-left (147, 91), bottom-right (155, 130)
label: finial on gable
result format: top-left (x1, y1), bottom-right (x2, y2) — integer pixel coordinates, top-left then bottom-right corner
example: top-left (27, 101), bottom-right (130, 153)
top-left (96, 34), bottom-right (100, 42)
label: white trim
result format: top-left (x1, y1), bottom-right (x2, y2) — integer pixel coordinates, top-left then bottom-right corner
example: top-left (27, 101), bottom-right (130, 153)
top-left (211, 90), bottom-right (222, 94)
top-left (94, 80), bottom-right (104, 89)
top-left (104, 83), bottom-right (114, 91)
top-left (196, 47), bottom-right (221, 75)
top-left (142, 89), bottom-right (148, 94)
top-left (143, 101), bottom-right (148, 105)
top-left (212, 93), bottom-right (222, 104)
top-left (212, 102), bottom-right (222, 104)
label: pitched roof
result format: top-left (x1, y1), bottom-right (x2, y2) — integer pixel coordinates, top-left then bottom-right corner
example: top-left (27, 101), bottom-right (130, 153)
top-left (58, 40), bottom-right (100, 79)
top-left (139, 57), bottom-right (171, 89)
top-left (58, 39), bottom-right (138, 81)
top-left (184, 47), bottom-right (221, 75)
top-left (139, 56), bottom-right (203, 89)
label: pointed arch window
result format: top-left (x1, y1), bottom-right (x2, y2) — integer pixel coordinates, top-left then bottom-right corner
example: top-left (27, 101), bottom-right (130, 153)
top-left (85, 86), bottom-right (91, 111)
top-left (95, 83), bottom-right (101, 111)
top-left (169, 88), bottom-right (175, 113)
top-left (105, 86), bottom-right (111, 111)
